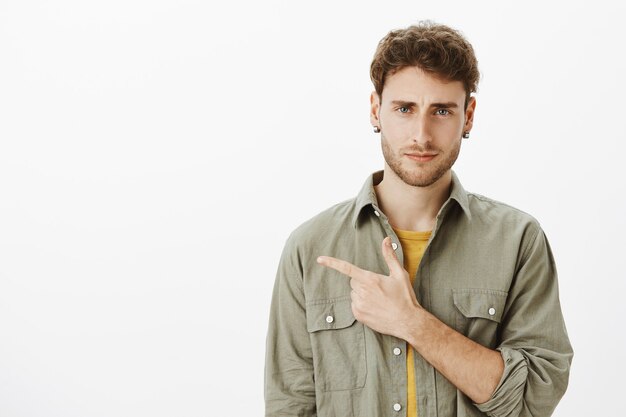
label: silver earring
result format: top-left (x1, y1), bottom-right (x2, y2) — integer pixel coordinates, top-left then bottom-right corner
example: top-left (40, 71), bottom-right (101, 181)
top-left (373, 126), bottom-right (381, 133)
top-left (462, 131), bottom-right (470, 139)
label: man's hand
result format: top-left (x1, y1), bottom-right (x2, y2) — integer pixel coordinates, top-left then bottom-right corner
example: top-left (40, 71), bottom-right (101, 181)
top-left (316, 236), bottom-right (420, 340)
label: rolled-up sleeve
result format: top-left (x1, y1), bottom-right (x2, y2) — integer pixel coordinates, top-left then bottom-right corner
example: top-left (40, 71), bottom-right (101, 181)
top-left (264, 232), bottom-right (316, 417)
top-left (474, 225), bottom-right (574, 417)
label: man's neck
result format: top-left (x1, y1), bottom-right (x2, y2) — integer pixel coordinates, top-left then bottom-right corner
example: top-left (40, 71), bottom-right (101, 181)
top-left (373, 166), bottom-right (452, 232)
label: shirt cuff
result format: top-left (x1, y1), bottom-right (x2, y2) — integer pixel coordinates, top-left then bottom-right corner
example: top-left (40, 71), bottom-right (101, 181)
top-left (473, 346), bottom-right (528, 417)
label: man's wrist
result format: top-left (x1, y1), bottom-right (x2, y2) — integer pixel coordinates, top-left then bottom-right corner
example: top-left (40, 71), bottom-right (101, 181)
top-left (402, 305), bottom-right (427, 347)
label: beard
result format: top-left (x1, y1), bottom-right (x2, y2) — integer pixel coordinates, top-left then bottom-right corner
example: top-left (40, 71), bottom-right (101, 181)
top-left (380, 132), bottom-right (462, 187)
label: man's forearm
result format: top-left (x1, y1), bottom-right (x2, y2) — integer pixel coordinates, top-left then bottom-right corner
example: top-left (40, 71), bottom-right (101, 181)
top-left (403, 306), bottom-right (505, 404)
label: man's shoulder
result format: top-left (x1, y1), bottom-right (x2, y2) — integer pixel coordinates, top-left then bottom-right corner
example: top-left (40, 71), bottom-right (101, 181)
top-left (466, 191), bottom-right (543, 234)
top-left (285, 197), bottom-right (356, 247)
top-left (292, 196), bottom-right (356, 235)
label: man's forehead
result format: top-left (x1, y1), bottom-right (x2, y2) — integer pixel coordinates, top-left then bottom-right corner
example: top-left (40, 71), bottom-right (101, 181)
top-left (382, 66), bottom-right (464, 103)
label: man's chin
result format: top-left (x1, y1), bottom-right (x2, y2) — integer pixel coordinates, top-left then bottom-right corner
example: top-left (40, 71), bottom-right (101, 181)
top-left (400, 174), bottom-right (440, 188)
top-left (398, 167), bottom-right (448, 188)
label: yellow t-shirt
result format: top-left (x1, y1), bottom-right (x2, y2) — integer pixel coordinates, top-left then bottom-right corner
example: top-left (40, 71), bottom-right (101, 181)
top-left (391, 226), bottom-right (432, 417)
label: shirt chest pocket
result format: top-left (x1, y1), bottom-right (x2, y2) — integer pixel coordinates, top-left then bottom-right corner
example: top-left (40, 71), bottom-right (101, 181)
top-left (452, 289), bottom-right (508, 348)
top-left (306, 297), bottom-right (367, 392)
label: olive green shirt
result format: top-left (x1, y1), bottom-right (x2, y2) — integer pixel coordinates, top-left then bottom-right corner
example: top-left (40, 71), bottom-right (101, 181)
top-left (264, 169), bottom-right (573, 417)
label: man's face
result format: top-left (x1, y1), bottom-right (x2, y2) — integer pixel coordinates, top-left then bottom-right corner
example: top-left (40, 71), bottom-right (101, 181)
top-left (370, 66), bottom-right (476, 187)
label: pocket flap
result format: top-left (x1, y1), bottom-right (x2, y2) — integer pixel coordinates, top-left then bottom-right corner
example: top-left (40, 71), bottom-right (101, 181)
top-left (452, 289), bottom-right (508, 323)
top-left (306, 296), bottom-right (356, 332)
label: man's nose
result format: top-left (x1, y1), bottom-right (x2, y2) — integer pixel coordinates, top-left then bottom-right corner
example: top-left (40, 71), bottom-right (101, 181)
top-left (411, 114), bottom-right (433, 146)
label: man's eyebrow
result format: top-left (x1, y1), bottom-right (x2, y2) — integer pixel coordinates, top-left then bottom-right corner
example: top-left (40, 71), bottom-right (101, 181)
top-left (430, 102), bottom-right (459, 108)
top-left (390, 100), bottom-right (416, 107)
top-left (390, 100), bottom-right (459, 108)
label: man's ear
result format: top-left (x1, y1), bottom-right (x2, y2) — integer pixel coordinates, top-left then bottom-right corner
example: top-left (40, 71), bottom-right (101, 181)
top-left (370, 91), bottom-right (381, 128)
top-left (464, 96), bottom-right (477, 132)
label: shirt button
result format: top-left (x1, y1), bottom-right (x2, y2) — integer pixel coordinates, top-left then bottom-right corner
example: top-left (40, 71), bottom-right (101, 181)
top-left (488, 307), bottom-right (496, 316)
top-left (393, 403), bottom-right (402, 412)
top-left (374, 210), bottom-right (380, 217)
top-left (391, 242), bottom-right (398, 250)
top-left (326, 315), bottom-right (334, 323)
top-left (393, 347), bottom-right (402, 356)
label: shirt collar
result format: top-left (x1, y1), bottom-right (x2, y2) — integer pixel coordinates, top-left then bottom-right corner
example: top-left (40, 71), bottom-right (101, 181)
top-left (351, 169), bottom-right (472, 228)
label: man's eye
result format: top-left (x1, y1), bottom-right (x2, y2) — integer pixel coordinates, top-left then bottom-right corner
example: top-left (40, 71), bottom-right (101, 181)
top-left (398, 106), bottom-right (410, 114)
top-left (435, 109), bottom-right (450, 116)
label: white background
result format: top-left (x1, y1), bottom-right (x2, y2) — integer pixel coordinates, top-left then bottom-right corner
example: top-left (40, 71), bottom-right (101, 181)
top-left (1, 1), bottom-right (624, 416)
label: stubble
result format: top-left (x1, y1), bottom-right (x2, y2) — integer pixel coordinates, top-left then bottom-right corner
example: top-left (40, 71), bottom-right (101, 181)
top-left (380, 133), bottom-right (462, 187)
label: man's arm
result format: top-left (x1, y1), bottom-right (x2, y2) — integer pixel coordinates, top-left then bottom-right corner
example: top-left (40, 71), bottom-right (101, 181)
top-left (264, 232), bottom-right (316, 417)
top-left (404, 308), bottom-right (504, 404)
top-left (404, 225), bottom-right (573, 416)
top-left (318, 226), bottom-right (573, 417)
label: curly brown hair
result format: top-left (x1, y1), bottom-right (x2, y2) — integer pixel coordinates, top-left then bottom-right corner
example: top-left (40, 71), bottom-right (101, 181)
top-left (370, 21), bottom-right (480, 109)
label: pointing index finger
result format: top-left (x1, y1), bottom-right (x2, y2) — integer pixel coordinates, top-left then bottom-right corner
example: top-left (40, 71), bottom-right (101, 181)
top-left (316, 256), bottom-right (363, 279)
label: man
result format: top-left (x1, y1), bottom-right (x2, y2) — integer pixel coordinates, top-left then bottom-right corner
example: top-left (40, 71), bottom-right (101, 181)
top-left (264, 21), bottom-right (573, 417)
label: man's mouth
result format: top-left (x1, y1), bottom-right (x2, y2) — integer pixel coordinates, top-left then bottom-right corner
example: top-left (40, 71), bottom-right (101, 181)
top-left (405, 153), bottom-right (437, 162)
